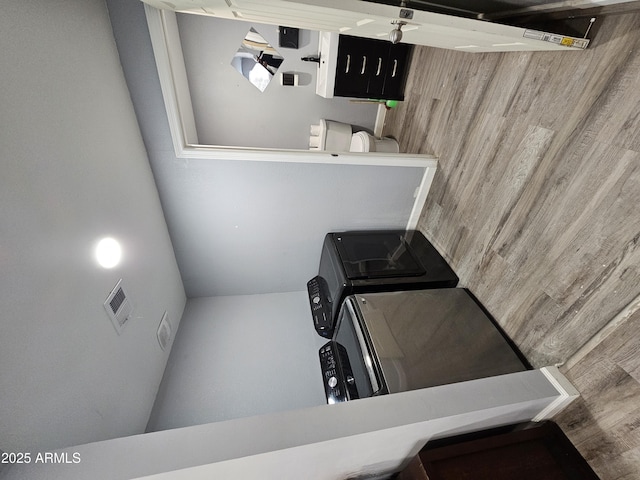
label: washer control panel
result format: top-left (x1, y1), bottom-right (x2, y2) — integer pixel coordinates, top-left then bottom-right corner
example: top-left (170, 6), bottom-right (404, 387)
top-left (319, 342), bottom-right (345, 403)
top-left (319, 342), bottom-right (358, 403)
top-left (307, 276), bottom-right (333, 338)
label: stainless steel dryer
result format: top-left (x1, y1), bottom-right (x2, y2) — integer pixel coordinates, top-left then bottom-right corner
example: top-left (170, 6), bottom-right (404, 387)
top-left (319, 288), bottom-right (529, 404)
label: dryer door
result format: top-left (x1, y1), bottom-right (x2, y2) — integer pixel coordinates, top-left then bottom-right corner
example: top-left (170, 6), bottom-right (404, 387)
top-left (333, 231), bottom-right (425, 279)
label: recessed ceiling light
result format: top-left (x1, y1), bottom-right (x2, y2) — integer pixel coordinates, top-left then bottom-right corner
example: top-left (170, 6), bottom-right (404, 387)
top-left (95, 237), bottom-right (122, 269)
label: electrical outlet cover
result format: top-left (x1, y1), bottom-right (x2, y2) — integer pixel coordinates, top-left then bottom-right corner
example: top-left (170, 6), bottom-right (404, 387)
top-left (157, 311), bottom-right (172, 351)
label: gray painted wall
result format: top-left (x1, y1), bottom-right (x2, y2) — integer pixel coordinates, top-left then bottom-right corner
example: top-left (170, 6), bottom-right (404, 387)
top-left (3, 370), bottom-right (565, 480)
top-left (177, 13), bottom-right (379, 149)
top-left (0, 0), bottom-right (186, 452)
top-left (146, 292), bottom-right (328, 432)
top-left (155, 157), bottom-right (423, 297)
top-left (109, 0), bottom-right (424, 298)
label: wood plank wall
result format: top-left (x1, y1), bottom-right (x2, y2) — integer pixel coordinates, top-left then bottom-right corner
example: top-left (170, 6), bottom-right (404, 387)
top-left (383, 12), bottom-right (640, 480)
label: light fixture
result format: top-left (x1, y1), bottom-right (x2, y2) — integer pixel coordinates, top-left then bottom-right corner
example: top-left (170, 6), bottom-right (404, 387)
top-left (95, 237), bottom-right (122, 269)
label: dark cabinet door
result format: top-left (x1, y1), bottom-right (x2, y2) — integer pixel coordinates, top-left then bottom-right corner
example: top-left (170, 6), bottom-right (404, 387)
top-left (382, 43), bottom-right (411, 101)
top-left (364, 45), bottom-right (390, 98)
top-left (335, 36), bottom-right (374, 98)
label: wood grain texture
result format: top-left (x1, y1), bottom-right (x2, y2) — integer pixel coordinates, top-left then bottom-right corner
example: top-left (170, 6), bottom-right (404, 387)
top-left (555, 309), bottom-right (640, 480)
top-left (383, 11), bottom-right (640, 480)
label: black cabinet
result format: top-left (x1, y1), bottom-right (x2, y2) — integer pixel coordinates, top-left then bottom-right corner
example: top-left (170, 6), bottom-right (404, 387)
top-left (396, 422), bottom-right (600, 480)
top-left (384, 43), bottom-right (412, 100)
top-left (334, 35), bottom-right (411, 101)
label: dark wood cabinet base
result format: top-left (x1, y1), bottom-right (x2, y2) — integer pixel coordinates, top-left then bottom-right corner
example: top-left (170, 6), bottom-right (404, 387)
top-left (397, 422), bottom-right (600, 480)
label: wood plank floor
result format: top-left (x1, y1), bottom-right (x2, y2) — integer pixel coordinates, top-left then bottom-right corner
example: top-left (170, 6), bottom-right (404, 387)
top-left (556, 308), bottom-right (640, 480)
top-left (383, 12), bottom-right (640, 480)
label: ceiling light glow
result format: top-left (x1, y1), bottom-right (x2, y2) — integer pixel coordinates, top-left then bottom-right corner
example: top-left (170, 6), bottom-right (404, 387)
top-left (95, 237), bottom-right (122, 269)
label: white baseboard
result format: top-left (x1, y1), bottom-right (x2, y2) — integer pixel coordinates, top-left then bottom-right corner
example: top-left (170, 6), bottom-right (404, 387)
top-left (407, 166), bottom-right (437, 230)
top-left (532, 366), bottom-right (580, 421)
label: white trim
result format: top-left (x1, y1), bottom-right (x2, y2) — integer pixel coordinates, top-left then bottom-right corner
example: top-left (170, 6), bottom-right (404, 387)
top-left (144, 4), bottom-right (198, 155)
top-left (177, 144), bottom-right (436, 167)
top-left (407, 165), bottom-right (436, 229)
top-left (532, 366), bottom-right (580, 421)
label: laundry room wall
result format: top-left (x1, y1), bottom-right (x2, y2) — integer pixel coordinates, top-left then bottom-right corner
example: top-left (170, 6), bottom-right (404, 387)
top-left (108, 0), bottom-right (425, 299)
top-left (145, 291), bottom-right (328, 432)
top-left (4, 369), bottom-right (569, 480)
top-left (177, 13), bottom-right (378, 149)
top-left (0, 0), bottom-right (186, 452)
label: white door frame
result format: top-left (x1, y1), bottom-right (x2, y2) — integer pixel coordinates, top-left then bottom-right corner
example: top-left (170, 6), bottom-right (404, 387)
top-left (144, 5), bottom-right (438, 229)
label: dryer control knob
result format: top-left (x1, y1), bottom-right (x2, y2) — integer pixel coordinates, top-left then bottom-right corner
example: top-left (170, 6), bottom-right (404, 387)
top-left (313, 295), bottom-right (320, 304)
top-left (328, 376), bottom-right (338, 388)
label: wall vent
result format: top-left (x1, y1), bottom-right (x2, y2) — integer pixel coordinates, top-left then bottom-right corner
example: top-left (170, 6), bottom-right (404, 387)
top-left (157, 311), bottom-right (172, 351)
top-left (104, 279), bottom-right (133, 335)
